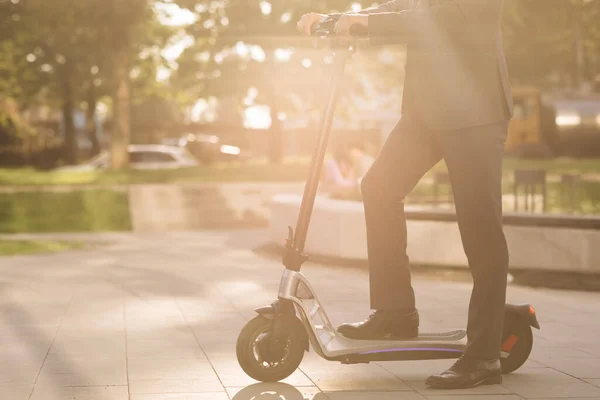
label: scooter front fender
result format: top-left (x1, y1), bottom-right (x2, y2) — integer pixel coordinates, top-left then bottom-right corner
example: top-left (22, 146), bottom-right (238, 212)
top-left (254, 303), bottom-right (310, 352)
top-left (254, 305), bottom-right (275, 320)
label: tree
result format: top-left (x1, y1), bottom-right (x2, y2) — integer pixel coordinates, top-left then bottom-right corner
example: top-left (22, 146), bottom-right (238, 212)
top-left (2, 0), bottom-right (175, 167)
top-left (502, 0), bottom-right (600, 90)
top-left (175, 0), bottom-right (368, 163)
top-left (93, 0), bottom-right (173, 169)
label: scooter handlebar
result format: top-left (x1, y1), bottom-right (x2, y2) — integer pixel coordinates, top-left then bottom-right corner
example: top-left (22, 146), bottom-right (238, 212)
top-left (310, 16), bottom-right (369, 38)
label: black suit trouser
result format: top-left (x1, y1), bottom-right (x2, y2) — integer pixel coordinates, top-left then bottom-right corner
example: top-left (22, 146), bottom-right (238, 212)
top-left (361, 114), bottom-right (509, 360)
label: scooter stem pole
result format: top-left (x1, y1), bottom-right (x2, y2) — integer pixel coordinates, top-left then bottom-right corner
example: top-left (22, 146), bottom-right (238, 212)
top-left (293, 52), bottom-right (348, 252)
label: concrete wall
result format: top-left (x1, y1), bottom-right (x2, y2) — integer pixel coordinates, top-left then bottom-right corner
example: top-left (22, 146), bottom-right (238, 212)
top-left (128, 183), bottom-right (305, 232)
top-left (269, 194), bottom-right (600, 274)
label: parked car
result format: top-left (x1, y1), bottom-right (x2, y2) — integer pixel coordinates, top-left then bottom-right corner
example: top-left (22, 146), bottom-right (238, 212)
top-left (56, 144), bottom-right (199, 171)
top-left (170, 133), bottom-right (247, 164)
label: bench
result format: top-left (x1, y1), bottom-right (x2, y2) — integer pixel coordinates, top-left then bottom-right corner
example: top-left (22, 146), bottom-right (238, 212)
top-left (269, 194), bottom-right (600, 274)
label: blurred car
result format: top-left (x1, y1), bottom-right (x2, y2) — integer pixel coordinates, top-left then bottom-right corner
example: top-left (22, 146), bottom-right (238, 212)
top-left (56, 144), bottom-right (199, 171)
top-left (172, 133), bottom-right (247, 164)
top-left (551, 96), bottom-right (600, 156)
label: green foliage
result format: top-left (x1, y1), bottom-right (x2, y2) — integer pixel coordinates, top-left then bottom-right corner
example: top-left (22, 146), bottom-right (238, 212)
top-left (0, 98), bottom-right (34, 145)
top-left (0, 160), bottom-right (312, 186)
top-left (0, 0), bottom-right (180, 163)
top-left (0, 190), bottom-right (131, 233)
top-left (0, 239), bottom-right (82, 256)
top-left (503, 0), bottom-right (600, 88)
top-left (4, 157), bottom-right (600, 187)
top-left (171, 1), bottom-right (374, 162)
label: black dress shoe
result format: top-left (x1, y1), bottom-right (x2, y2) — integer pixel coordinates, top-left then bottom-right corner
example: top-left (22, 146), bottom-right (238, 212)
top-left (425, 356), bottom-right (502, 389)
top-left (336, 309), bottom-right (419, 340)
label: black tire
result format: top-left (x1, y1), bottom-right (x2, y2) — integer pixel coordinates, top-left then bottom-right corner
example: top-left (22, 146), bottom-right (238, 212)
top-left (236, 315), bottom-right (306, 382)
top-left (500, 321), bottom-right (534, 374)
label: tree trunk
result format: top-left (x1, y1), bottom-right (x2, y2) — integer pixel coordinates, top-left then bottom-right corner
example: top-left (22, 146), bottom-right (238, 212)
top-left (86, 82), bottom-right (101, 156)
top-left (61, 62), bottom-right (77, 165)
top-left (572, 4), bottom-right (584, 92)
top-left (112, 45), bottom-right (131, 170)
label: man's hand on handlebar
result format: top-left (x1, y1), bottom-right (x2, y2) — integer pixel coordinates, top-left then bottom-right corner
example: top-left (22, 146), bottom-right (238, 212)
top-left (297, 12), bottom-right (327, 36)
top-left (334, 13), bottom-right (368, 37)
top-left (297, 12), bottom-right (369, 37)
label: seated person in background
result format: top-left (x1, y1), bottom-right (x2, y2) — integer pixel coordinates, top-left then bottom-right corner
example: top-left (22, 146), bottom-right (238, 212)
top-left (324, 148), bottom-right (357, 194)
top-left (347, 142), bottom-right (375, 184)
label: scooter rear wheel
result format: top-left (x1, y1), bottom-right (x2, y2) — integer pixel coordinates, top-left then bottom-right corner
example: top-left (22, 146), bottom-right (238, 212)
top-left (500, 321), bottom-right (534, 374)
top-left (236, 315), bottom-right (306, 382)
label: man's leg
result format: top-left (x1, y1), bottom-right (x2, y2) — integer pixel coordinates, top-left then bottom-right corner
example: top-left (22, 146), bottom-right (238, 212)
top-left (426, 121), bottom-right (509, 388)
top-left (337, 115), bottom-right (442, 339)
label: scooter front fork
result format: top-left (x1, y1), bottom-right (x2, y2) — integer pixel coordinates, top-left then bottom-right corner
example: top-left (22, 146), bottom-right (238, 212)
top-left (270, 299), bottom-right (296, 338)
top-left (259, 298), bottom-right (309, 353)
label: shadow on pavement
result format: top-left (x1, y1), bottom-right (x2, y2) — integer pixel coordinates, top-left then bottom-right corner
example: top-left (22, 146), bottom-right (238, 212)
top-left (232, 383), bottom-right (327, 400)
top-left (0, 302), bottom-right (95, 399)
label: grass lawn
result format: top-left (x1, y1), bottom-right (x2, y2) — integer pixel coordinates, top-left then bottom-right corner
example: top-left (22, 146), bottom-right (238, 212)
top-left (2, 157), bottom-right (600, 187)
top-left (0, 190), bottom-right (131, 233)
top-left (0, 239), bottom-right (83, 256)
top-left (0, 159), bottom-right (313, 186)
top-left (0, 157), bottom-right (599, 234)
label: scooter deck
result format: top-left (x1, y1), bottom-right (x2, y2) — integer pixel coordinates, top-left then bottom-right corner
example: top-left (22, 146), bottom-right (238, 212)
top-left (321, 327), bottom-right (467, 361)
top-left (339, 329), bottom-right (466, 342)
top-left (413, 330), bottom-right (466, 341)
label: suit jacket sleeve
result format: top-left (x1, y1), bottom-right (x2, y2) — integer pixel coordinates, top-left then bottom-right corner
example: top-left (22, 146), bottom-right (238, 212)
top-left (328, 0), bottom-right (411, 19)
top-left (368, 0), bottom-right (493, 45)
top-left (358, 0), bottom-right (412, 14)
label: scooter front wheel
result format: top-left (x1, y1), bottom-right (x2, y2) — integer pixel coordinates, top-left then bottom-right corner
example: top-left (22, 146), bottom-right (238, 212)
top-left (236, 315), bottom-right (306, 382)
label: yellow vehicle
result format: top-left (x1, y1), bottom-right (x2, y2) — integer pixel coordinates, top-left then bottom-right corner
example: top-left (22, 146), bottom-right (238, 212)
top-left (506, 86), bottom-right (558, 157)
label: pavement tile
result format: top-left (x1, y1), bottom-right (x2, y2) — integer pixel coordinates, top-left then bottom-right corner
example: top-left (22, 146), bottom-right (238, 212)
top-left (130, 394), bottom-right (229, 400)
top-left (518, 359), bottom-right (547, 369)
top-left (40, 355), bottom-right (126, 375)
top-left (36, 371), bottom-right (128, 387)
top-left (127, 358), bottom-right (218, 381)
top-left (585, 379), bottom-right (600, 387)
top-left (501, 367), bottom-right (581, 384)
top-left (304, 364), bottom-right (412, 391)
top-left (424, 396), bottom-right (523, 400)
top-left (530, 346), bottom-right (598, 360)
top-left (126, 331), bottom-right (200, 341)
top-left (2, 231), bottom-right (600, 399)
top-left (0, 384), bottom-right (33, 400)
top-left (325, 391), bottom-right (427, 400)
top-left (129, 379), bottom-right (224, 394)
top-left (49, 339), bottom-right (126, 356)
top-left (536, 357), bottom-right (600, 379)
top-left (406, 380), bottom-right (510, 396)
top-left (0, 370), bottom-right (39, 385)
top-left (377, 360), bottom-right (457, 381)
top-left (200, 342), bottom-right (236, 359)
top-left (29, 384), bottom-right (129, 400)
top-left (127, 347), bottom-right (206, 359)
top-left (502, 381), bottom-right (600, 398)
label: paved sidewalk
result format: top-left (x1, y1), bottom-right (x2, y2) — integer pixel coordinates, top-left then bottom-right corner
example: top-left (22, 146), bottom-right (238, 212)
top-left (0, 231), bottom-right (599, 400)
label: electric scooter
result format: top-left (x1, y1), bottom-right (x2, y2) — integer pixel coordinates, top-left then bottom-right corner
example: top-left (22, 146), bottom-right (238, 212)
top-left (236, 17), bottom-right (540, 383)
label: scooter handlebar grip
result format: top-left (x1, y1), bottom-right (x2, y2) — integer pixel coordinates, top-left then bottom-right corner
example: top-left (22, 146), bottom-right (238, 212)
top-left (311, 18), bottom-right (334, 36)
top-left (310, 19), bottom-right (369, 38)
